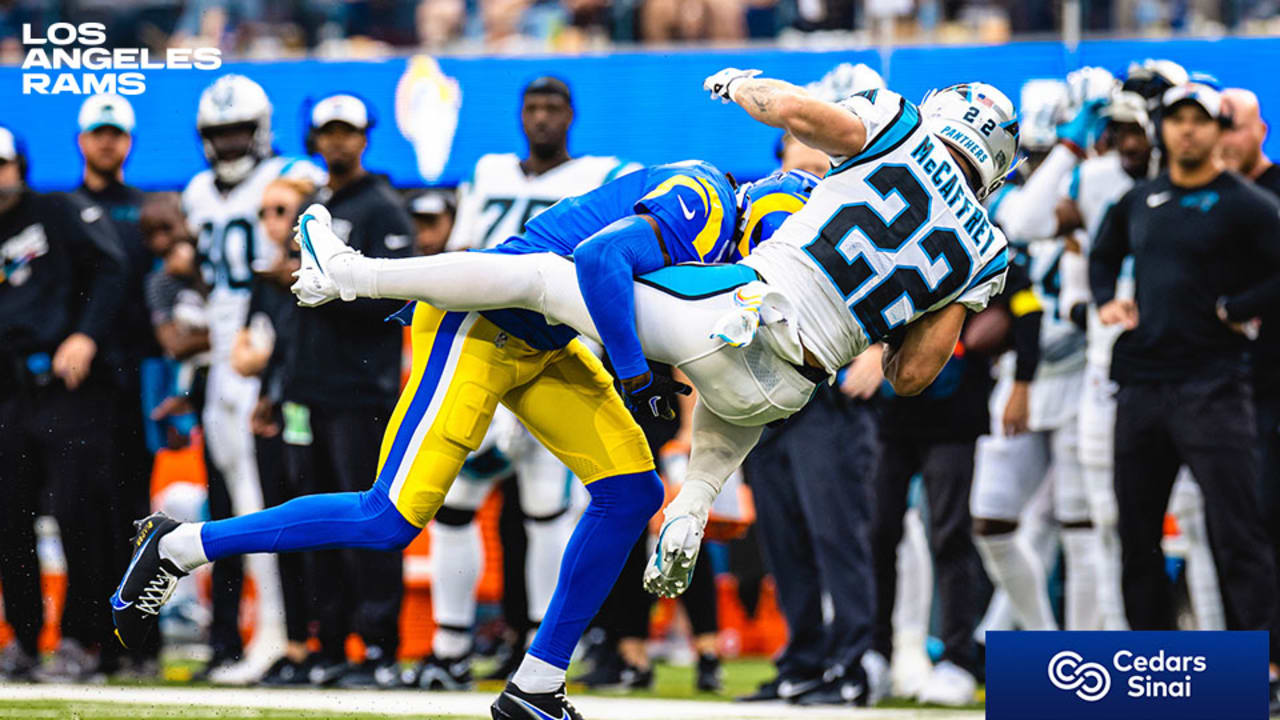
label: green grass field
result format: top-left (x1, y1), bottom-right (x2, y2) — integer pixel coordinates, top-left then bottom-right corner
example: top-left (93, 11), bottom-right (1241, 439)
top-left (0, 658), bottom-right (983, 719)
top-left (1, 701), bottom-right (474, 720)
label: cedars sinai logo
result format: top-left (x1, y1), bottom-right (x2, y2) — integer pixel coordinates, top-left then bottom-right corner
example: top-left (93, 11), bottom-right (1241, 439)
top-left (1048, 650), bottom-right (1112, 702)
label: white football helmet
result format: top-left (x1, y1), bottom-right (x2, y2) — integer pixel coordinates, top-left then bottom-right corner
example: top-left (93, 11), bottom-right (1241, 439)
top-left (1019, 79), bottom-right (1070, 152)
top-left (920, 82), bottom-right (1021, 201)
top-left (1102, 90), bottom-right (1152, 133)
top-left (196, 74), bottom-right (273, 184)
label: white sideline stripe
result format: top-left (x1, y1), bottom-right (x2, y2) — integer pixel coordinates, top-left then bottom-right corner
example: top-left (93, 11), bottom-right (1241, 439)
top-left (0, 684), bottom-right (982, 720)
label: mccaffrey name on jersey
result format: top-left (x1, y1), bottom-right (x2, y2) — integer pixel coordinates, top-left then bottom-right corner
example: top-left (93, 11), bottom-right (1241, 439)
top-left (744, 89), bottom-right (1009, 375)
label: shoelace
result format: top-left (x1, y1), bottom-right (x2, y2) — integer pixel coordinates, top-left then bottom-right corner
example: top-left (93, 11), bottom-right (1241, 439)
top-left (553, 691), bottom-right (579, 718)
top-left (135, 568), bottom-right (179, 616)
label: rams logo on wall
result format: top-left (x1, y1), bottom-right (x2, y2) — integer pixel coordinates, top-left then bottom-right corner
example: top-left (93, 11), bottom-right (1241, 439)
top-left (395, 55), bottom-right (462, 184)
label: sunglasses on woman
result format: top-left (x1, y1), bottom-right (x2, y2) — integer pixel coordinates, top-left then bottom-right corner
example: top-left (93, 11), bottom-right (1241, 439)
top-left (258, 204), bottom-right (292, 220)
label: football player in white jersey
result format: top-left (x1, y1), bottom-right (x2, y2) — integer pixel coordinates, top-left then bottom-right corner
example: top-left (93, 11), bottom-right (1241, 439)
top-left (971, 76), bottom-right (1094, 635)
top-left (419, 76), bottom-right (641, 690)
top-left (449, 77), bottom-right (639, 252)
top-left (181, 73), bottom-right (325, 682)
top-left (289, 72), bottom-right (1022, 608)
top-left (1056, 78), bottom-right (1223, 632)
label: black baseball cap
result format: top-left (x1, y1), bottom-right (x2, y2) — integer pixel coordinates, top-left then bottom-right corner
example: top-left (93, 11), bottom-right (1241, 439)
top-left (523, 76), bottom-right (572, 106)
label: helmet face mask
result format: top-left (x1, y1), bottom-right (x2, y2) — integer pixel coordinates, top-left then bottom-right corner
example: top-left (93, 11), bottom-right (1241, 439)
top-left (196, 74), bottom-right (273, 185)
top-left (920, 82), bottom-right (1021, 201)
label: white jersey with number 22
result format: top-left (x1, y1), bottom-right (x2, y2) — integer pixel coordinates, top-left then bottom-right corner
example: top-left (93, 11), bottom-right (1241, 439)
top-left (744, 89), bottom-right (1010, 374)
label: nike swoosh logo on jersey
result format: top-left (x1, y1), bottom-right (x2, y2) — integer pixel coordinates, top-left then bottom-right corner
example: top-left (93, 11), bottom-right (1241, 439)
top-left (1146, 191), bottom-right (1172, 207)
top-left (508, 694), bottom-right (565, 720)
top-left (677, 195), bottom-right (697, 220)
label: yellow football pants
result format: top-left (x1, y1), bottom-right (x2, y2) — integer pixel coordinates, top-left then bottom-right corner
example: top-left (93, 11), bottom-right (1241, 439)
top-left (373, 303), bottom-right (654, 527)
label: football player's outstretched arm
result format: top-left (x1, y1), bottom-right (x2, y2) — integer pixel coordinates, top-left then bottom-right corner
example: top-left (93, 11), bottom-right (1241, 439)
top-left (703, 69), bottom-right (866, 159)
top-left (882, 303), bottom-right (968, 396)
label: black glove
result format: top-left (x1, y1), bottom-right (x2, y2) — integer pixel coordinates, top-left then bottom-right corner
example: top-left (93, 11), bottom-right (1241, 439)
top-left (620, 372), bottom-right (692, 421)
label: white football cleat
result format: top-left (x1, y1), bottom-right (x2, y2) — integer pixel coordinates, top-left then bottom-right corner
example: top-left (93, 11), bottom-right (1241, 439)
top-left (862, 649), bottom-right (892, 706)
top-left (293, 203), bottom-right (360, 303)
top-left (291, 266), bottom-right (340, 307)
top-left (643, 514), bottom-right (703, 598)
top-left (916, 660), bottom-right (977, 707)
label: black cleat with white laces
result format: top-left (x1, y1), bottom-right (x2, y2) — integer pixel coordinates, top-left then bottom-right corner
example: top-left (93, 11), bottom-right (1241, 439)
top-left (110, 512), bottom-right (186, 649)
top-left (491, 682), bottom-right (584, 720)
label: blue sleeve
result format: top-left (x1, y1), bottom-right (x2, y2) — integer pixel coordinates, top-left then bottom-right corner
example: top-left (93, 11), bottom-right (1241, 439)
top-left (573, 215), bottom-right (668, 380)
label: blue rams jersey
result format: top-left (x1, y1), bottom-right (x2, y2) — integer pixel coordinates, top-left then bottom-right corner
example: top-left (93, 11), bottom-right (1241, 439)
top-left (515, 159), bottom-right (739, 264)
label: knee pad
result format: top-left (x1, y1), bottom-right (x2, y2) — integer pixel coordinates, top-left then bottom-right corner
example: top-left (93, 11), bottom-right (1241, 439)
top-left (587, 471), bottom-right (665, 526)
top-left (357, 490), bottom-right (422, 550)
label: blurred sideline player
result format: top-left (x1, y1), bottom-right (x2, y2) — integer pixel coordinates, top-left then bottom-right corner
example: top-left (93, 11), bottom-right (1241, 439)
top-left (179, 74), bottom-right (326, 683)
top-left (1055, 61), bottom-right (1223, 632)
top-left (407, 190), bottom-right (455, 256)
top-left (283, 73), bottom-right (1020, 710)
top-left (115, 153), bottom-right (812, 720)
top-left (418, 76), bottom-right (641, 690)
top-left (972, 73), bottom-right (1093, 635)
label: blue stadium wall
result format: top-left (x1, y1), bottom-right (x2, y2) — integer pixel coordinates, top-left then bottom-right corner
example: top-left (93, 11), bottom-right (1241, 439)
top-left (3, 37), bottom-right (1276, 191)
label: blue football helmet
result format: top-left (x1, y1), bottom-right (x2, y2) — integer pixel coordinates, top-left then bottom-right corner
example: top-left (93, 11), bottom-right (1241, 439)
top-left (732, 169), bottom-right (820, 260)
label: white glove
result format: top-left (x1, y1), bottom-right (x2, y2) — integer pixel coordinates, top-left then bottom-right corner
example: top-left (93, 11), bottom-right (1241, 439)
top-left (703, 68), bottom-right (761, 103)
top-left (290, 266), bottom-right (340, 307)
top-left (643, 513), bottom-right (704, 598)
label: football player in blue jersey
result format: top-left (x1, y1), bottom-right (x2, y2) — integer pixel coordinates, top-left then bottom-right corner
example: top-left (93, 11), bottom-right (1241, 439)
top-left (111, 160), bottom-right (815, 720)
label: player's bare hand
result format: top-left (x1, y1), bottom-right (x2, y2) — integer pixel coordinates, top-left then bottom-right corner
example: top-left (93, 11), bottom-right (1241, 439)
top-left (643, 514), bottom-right (703, 598)
top-left (52, 332), bottom-right (96, 390)
top-left (1217, 299), bottom-right (1261, 340)
top-left (840, 345), bottom-right (884, 400)
top-left (150, 395), bottom-right (193, 421)
top-left (250, 397), bottom-right (280, 438)
top-left (1002, 380), bottom-right (1031, 436)
top-left (1098, 298), bottom-right (1138, 329)
top-left (703, 68), bottom-right (761, 103)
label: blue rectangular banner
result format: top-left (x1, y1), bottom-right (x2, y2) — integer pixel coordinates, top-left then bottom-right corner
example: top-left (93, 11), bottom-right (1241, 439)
top-left (986, 631), bottom-right (1268, 719)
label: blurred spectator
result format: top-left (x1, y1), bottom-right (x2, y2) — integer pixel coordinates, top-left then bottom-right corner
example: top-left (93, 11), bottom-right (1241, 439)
top-left (233, 176), bottom-right (317, 686)
top-left (60, 92), bottom-right (159, 679)
top-left (407, 189), bottom-right (456, 255)
top-left (416, 0), bottom-right (466, 50)
top-left (0, 126), bottom-right (128, 683)
top-left (139, 192), bottom-right (208, 450)
top-left (642, 0), bottom-right (745, 42)
top-left (776, 132), bottom-right (830, 177)
top-left (283, 93), bottom-right (414, 687)
top-left (141, 193), bottom-right (209, 363)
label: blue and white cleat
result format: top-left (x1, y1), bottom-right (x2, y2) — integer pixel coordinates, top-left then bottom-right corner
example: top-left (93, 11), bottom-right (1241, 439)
top-left (110, 512), bottom-right (186, 649)
top-left (291, 203), bottom-right (359, 306)
top-left (491, 682), bottom-right (584, 720)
